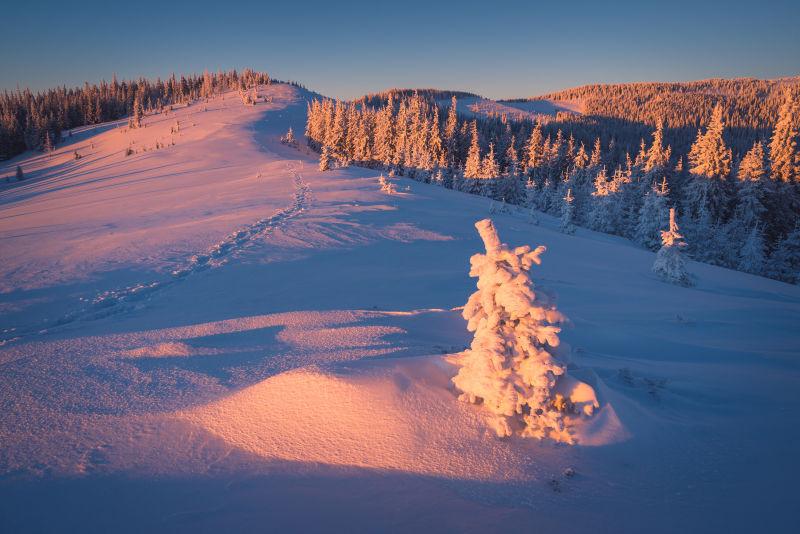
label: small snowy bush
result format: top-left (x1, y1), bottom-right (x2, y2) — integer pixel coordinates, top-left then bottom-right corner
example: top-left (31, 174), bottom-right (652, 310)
top-left (379, 174), bottom-right (396, 194)
top-left (451, 219), bottom-right (588, 442)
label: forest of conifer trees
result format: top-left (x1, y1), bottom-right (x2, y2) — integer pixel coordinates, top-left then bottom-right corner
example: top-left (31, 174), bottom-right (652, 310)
top-left (3, 70), bottom-right (798, 284)
top-left (0, 69), bottom-right (272, 160)
top-left (306, 85), bottom-right (800, 284)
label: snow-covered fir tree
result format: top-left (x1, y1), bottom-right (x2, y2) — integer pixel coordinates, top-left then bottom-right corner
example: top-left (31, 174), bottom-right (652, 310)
top-left (319, 144), bottom-right (332, 171)
top-left (481, 143), bottom-right (500, 179)
top-left (588, 167), bottom-right (616, 233)
top-left (635, 178), bottom-right (670, 251)
top-left (451, 219), bottom-right (590, 441)
top-left (560, 188), bottom-right (576, 234)
top-left (728, 141), bottom-right (768, 245)
top-left (738, 225), bottom-right (765, 275)
top-left (685, 103), bottom-right (733, 222)
top-left (464, 121), bottom-right (482, 179)
top-left (42, 131), bottom-right (54, 155)
top-left (281, 127), bottom-right (297, 147)
top-left (769, 225), bottom-right (800, 284)
top-left (653, 208), bottom-right (692, 286)
top-left (129, 92), bottom-right (144, 129)
top-left (768, 89), bottom-right (799, 184)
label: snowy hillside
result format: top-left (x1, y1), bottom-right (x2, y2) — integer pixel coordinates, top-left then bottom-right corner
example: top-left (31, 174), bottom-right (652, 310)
top-left (1, 83), bottom-right (799, 533)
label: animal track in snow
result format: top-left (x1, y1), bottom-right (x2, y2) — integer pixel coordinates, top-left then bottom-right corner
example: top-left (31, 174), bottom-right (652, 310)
top-left (1, 161), bottom-right (311, 345)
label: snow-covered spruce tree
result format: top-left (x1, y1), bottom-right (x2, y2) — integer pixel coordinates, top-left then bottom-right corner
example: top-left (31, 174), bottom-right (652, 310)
top-left (588, 166), bottom-right (615, 233)
top-left (281, 127), bottom-right (297, 147)
top-left (685, 103), bottom-right (733, 222)
top-left (129, 91), bottom-right (144, 129)
top-left (635, 178), bottom-right (670, 251)
top-left (738, 225), bottom-right (765, 275)
top-left (769, 88), bottom-right (799, 184)
top-left (42, 131), bottom-right (54, 155)
top-left (769, 225), bottom-right (800, 284)
top-left (464, 121), bottom-right (482, 179)
top-left (560, 188), bottom-right (576, 234)
top-left (653, 208), bottom-right (692, 286)
top-left (319, 144), bottom-right (332, 171)
top-left (451, 219), bottom-right (588, 441)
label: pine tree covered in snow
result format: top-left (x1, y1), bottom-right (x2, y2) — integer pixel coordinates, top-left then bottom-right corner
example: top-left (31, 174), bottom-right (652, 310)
top-left (130, 91), bottom-right (144, 129)
top-left (653, 208), bottom-right (692, 286)
top-left (560, 188), bottom-right (576, 234)
top-left (464, 122), bottom-right (482, 179)
top-left (481, 143), bottom-right (500, 179)
top-left (319, 144), bottom-right (332, 171)
top-left (685, 104), bottom-right (733, 221)
top-left (738, 225), bottom-right (765, 275)
top-left (281, 127), bottom-right (297, 147)
top-left (769, 89), bottom-right (800, 184)
top-left (769, 225), bottom-right (800, 284)
top-left (588, 167), bottom-right (616, 233)
top-left (42, 131), bottom-right (54, 155)
top-left (635, 178), bottom-right (670, 251)
top-left (451, 219), bottom-right (590, 441)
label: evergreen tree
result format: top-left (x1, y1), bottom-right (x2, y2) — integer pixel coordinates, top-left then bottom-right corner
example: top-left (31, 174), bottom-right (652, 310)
top-left (685, 103), bottom-right (733, 221)
top-left (525, 121), bottom-right (544, 176)
top-left (732, 141), bottom-right (767, 229)
top-left (589, 137), bottom-right (602, 168)
top-left (653, 208), bottom-right (692, 286)
top-left (451, 219), bottom-right (589, 441)
top-left (42, 131), bottom-right (54, 155)
top-left (496, 137), bottom-right (523, 204)
top-left (588, 166), bottom-right (615, 233)
top-left (769, 225), bottom-right (800, 284)
top-left (464, 121), bottom-right (482, 179)
top-left (130, 91), bottom-right (144, 129)
top-left (373, 99), bottom-right (394, 167)
top-left (738, 225), bottom-right (765, 275)
top-left (644, 119), bottom-right (671, 174)
top-left (444, 96), bottom-right (459, 166)
top-left (635, 178), bottom-right (670, 250)
top-left (281, 127), bottom-right (297, 146)
top-left (769, 89), bottom-right (799, 183)
top-left (15, 165), bottom-right (24, 180)
top-left (319, 144), bottom-right (332, 171)
top-left (560, 188), bottom-right (576, 234)
top-left (481, 142), bottom-right (500, 179)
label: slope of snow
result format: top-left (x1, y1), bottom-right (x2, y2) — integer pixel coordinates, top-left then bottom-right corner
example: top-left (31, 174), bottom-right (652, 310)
top-left (1, 83), bottom-right (798, 533)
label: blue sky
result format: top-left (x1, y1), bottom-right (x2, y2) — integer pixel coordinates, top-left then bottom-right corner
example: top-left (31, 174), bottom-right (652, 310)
top-left (1, 0), bottom-right (798, 99)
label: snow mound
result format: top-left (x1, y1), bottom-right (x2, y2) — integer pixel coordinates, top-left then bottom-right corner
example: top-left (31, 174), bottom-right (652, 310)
top-left (179, 356), bottom-right (525, 481)
top-left (178, 354), bottom-right (627, 482)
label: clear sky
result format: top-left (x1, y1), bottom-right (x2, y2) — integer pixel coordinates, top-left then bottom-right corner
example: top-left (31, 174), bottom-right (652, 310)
top-left (1, 0), bottom-right (798, 100)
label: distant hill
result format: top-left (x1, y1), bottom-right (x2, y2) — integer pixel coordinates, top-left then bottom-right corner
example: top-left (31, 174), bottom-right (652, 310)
top-left (506, 77), bottom-right (800, 131)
